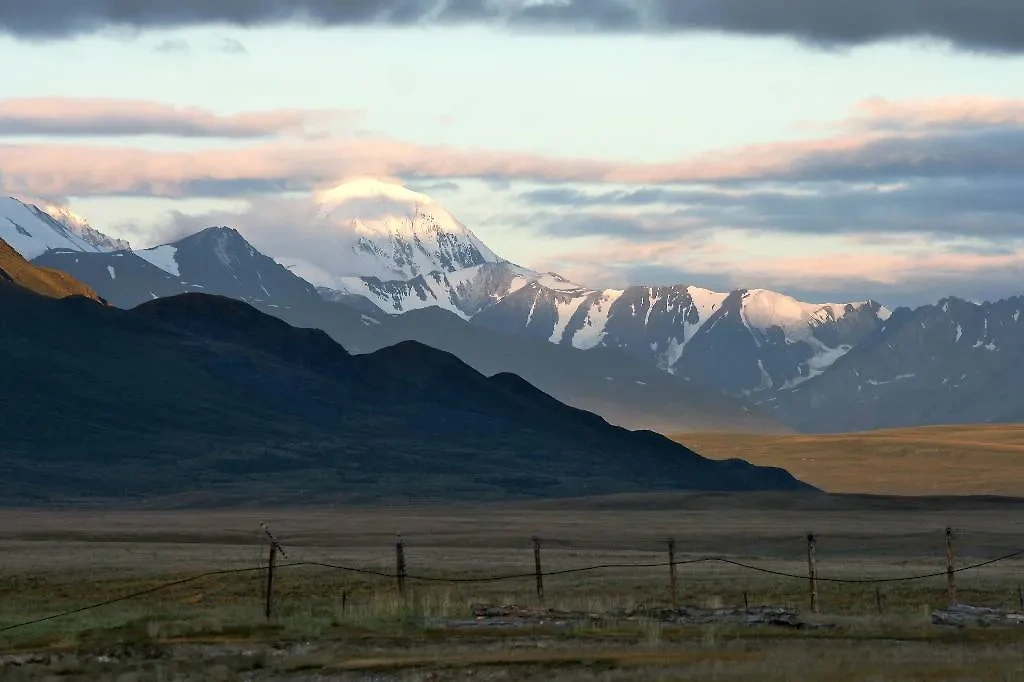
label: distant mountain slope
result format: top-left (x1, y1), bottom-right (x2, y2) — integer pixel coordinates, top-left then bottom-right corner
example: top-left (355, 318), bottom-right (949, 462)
top-left (0, 288), bottom-right (809, 504)
top-left (768, 296), bottom-right (1024, 432)
top-left (280, 304), bottom-right (786, 434)
top-left (309, 181), bottom-right (890, 396)
top-left (35, 226), bottom-right (322, 309)
top-left (33, 226), bottom-right (778, 434)
top-left (32, 249), bottom-right (188, 307)
top-left (0, 239), bottom-right (101, 301)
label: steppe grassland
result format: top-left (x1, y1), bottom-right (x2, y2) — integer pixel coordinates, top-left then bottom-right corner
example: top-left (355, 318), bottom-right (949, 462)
top-left (1, 495), bottom-right (1023, 679)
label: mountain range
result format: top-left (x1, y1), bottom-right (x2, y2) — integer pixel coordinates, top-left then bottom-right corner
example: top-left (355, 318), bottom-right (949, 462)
top-left (5, 180), bottom-right (1023, 434)
top-left (0, 242), bottom-right (807, 504)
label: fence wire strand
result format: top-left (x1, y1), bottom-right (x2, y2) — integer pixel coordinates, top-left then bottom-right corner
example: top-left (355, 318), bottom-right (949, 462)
top-left (2, 547), bottom-right (1022, 635)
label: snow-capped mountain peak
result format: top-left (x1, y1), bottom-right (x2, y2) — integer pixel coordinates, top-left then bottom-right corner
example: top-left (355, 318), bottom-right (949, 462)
top-left (313, 177), bottom-right (500, 282)
top-left (40, 204), bottom-right (132, 252)
top-left (1, 196), bottom-right (110, 259)
top-left (739, 289), bottom-right (890, 342)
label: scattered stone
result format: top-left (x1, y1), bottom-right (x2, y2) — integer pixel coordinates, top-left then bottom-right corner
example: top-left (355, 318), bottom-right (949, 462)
top-left (932, 603), bottom-right (1024, 627)
top-left (443, 603), bottom-right (812, 630)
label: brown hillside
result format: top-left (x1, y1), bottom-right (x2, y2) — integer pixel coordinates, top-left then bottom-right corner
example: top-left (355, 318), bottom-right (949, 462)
top-left (677, 424), bottom-right (1024, 497)
top-left (0, 239), bottom-right (102, 301)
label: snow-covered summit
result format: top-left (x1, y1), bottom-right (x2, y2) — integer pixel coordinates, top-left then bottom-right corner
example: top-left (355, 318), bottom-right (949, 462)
top-left (41, 204), bottom-right (132, 252)
top-left (740, 289), bottom-right (890, 342)
top-left (314, 177), bottom-right (501, 281)
top-left (1, 196), bottom-right (112, 259)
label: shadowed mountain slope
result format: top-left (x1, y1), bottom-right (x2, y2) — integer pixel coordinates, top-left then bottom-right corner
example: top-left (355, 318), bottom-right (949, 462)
top-left (0, 286), bottom-right (809, 505)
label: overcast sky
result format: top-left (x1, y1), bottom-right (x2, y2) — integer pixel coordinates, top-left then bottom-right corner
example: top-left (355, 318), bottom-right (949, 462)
top-left (3, 0), bottom-right (1024, 306)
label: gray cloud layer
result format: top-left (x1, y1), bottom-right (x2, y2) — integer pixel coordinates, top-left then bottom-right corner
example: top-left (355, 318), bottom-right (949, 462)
top-left (3, 1), bottom-right (1024, 52)
top-left (520, 178), bottom-right (1024, 240)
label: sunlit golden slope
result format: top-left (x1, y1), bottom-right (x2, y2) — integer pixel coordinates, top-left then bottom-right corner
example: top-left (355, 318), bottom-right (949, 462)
top-left (676, 424), bottom-right (1024, 497)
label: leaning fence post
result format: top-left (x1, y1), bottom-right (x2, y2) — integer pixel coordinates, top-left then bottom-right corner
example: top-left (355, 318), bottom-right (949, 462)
top-left (265, 542), bottom-right (277, 621)
top-left (806, 533), bottom-right (819, 614)
top-left (945, 527), bottom-right (957, 604)
top-left (533, 536), bottom-right (544, 603)
top-left (668, 538), bottom-right (678, 608)
top-left (260, 522), bottom-right (287, 622)
top-left (396, 532), bottom-right (407, 597)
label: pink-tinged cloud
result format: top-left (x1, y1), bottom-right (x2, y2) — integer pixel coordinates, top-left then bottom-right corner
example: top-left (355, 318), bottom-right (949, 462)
top-left (844, 96), bottom-right (1024, 131)
top-left (3, 90), bottom-right (1024, 198)
top-left (536, 239), bottom-right (1024, 300)
top-left (0, 131), bottom-right (899, 198)
top-left (0, 98), bottom-right (359, 138)
top-left (723, 249), bottom-right (1024, 287)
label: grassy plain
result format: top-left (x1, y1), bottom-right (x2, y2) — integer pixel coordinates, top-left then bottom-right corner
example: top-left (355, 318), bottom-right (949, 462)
top-left (678, 424), bottom-right (1024, 496)
top-left (1, 494), bottom-right (1023, 680)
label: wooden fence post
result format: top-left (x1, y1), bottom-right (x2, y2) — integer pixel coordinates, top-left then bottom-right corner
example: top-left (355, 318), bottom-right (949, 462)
top-left (668, 538), bottom-right (678, 608)
top-left (396, 533), bottom-right (407, 597)
top-left (806, 533), bottom-right (819, 614)
top-left (875, 586), bottom-right (883, 615)
top-left (259, 522), bottom-right (287, 622)
top-left (743, 591), bottom-right (749, 611)
top-left (533, 536), bottom-right (544, 603)
top-left (1017, 585), bottom-right (1023, 611)
top-left (945, 527), bottom-right (957, 604)
top-left (264, 543), bottom-right (277, 621)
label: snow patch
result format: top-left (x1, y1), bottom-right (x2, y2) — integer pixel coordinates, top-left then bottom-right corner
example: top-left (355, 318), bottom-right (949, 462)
top-left (571, 289), bottom-right (623, 349)
top-left (549, 293), bottom-right (589, 343)
top-left (137, 245), bottom-right (181, 276)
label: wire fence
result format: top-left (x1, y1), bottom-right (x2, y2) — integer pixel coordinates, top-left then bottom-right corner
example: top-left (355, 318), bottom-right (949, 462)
top-left (2, 528), bottom-right (1023, 635)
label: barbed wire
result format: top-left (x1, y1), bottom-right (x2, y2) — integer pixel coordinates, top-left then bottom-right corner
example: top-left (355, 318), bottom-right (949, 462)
top-left (2, 546), bottom-right (1022, 635)
top-left (0, 564), bottom-right (303, 635)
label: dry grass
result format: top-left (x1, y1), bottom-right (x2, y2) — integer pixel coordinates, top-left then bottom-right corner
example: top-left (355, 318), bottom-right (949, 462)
top-left (0, 497), bottom-right (1022, 679)
top-left (677, 424), bottom-right (1024, 496)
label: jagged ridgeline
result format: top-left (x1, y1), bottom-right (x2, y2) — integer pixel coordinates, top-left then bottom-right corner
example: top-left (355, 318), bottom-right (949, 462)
top-left (8, 181), bottom-right (1023, 434)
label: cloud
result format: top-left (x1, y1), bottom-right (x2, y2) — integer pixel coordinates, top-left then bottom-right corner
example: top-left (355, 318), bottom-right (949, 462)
top-left (520, 178), bottom-right (1024, 240)
top-left (847, 96), bottom-right (1024, 132)
top-left (217, 37), bottom-right (248, 54)
top-left (151, 196), bottom-right (371, 288)
top-left (536, 238), bottom-right (1024, 307)
top-left (406, 179), bottom-right (461, 194)
top-left (2, 0), bottom-right (1024, 53)
top-left (536, 212), bottom-right (711, 242)
top-left (152, 38), bottom-right (190, 53)
top-left (0, 98), bottom-right (357, 138)
top-left (4, 118), bottom-right (1024, 199)
top-left (0, 94), bottom-right (1023, 208)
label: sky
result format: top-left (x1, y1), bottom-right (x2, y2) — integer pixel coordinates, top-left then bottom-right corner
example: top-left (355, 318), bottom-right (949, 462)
top-left (2, 1), bottom-right (1024, 307)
